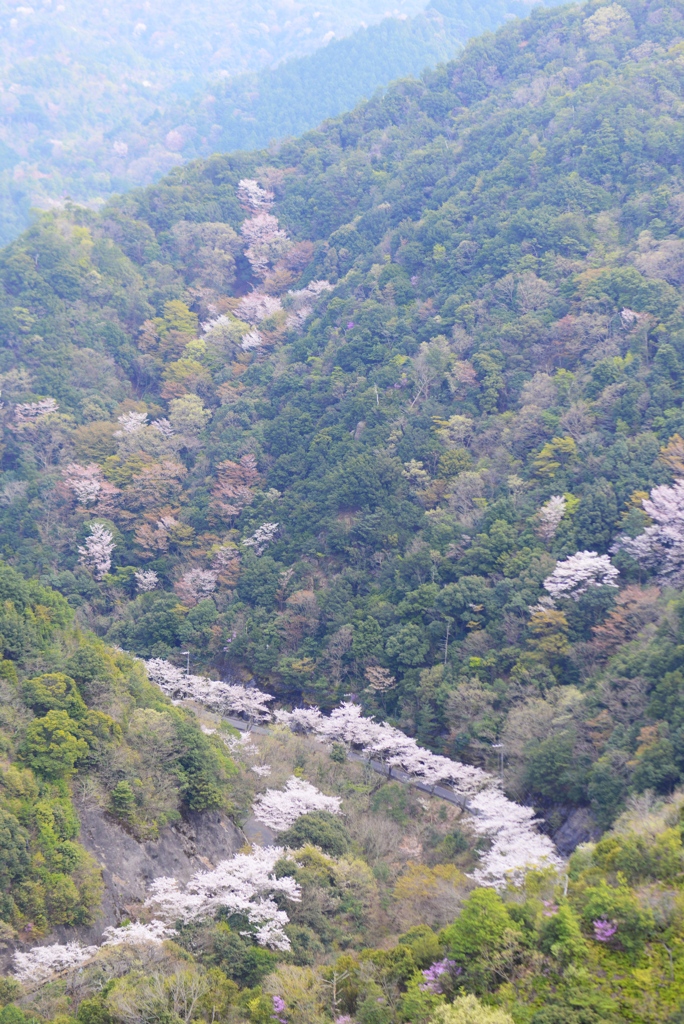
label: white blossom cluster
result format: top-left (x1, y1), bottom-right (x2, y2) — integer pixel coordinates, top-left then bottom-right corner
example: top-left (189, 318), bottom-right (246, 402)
top-left (12, 397), bottom-right (59, 427)
top-left (175, 568), bottom-right (218, 604)
top-left (243, 522), bottom-right (279, 554)
top-left (612, 480), bottom-right (684, 585)
top-left (275, 702), bottom-right (560, 886)
top-left (284, 280), bottom-right (334, 331)
top-left (535, 495), bottom-right (566, 542)
top-left (240, 213), bottom-right (291, 278)
top-left (145, 658), bottom-right (274, 722)
top-left (543, 550), bottom-right (619, 602)
top-left (134, 568), bottom-right (159, 592)
top-left (78, 522), bottom-right (116, 579)
top-left (102, 920), bottom-right (176, 946)
top-left (468, 787), bottom-right (560, 886)
top-left (63, 466), bottom-right (119, 509)
top-left (143, 664), bottom-right (558, 887)
top-left (153, 418), bottom-right (175, 438)
top-left (13, 941), bottom-right (98, 983)
top-left (115, 411), bottom-right (148, 435)
top-left (237, 178), bottom-right (275, 212)
top-left (63, 463), bottom-right (105, 505)
top-left (237, 292), bottom-right (282, 325)
top-left (14, 921), bottom-right (177, 983)
top-left (145, 846), bottom-right (300, 950)
top-left (240, 328), bottom-right (263, 351)
top-left (276, 702), bottom-right (486, 793)
top-left (253, 776), bottom-right (342, 831)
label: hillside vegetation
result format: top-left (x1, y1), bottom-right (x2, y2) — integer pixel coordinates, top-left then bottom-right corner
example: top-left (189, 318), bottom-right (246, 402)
top-left (0, 0), bottom-right (682, 829)
top-left (0, 0), bottom-right (684, 1018)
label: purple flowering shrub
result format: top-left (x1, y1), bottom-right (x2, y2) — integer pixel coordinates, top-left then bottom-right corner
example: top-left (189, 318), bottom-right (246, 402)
top-left (593, 919), bottom-right (618, 943)
top-left (419, 958), bottom-right (461, 995)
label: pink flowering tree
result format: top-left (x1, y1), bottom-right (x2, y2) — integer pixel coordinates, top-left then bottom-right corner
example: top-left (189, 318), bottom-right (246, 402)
top-left (13, 941), bottom-right (98, 983)
top-left (237, 292), bottom-right (282, 325)
top-left (114, 410), bottom-right (148, 436)
top-left (63, 463), bottom-right (119, 510)
top-left (535, 495), bottom-right (566, 542)
top-left (543, 551), bottom-right (619, 602)
top-left (145, 846), bottom-right (301, 951)
top-left (253, 777), bottom-right (342, 831)
top-left (276, 702), bottom-right (560, 887)
top-left (243, 522), bottom-right (279, 555)
top-left (134, 568), bottom-right (159, 593)
top-left (237, 178), bottom-right (275, 212)
top-left (78, 523), bottom-right (115, 579)
top-left (145, 658), bottom-right (274, 724)
top-left (12, 397), bottom-right (59, 427)
top-left (174, 568), bottom-right (218, 605)
top-left (102, 920), bottom-right (175, 946)
top-left (613, 480), bottom-right (684, 585)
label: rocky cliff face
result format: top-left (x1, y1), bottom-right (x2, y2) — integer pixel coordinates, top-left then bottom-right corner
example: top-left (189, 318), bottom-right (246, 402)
top-left (64, 802), bottom-right (245, 943)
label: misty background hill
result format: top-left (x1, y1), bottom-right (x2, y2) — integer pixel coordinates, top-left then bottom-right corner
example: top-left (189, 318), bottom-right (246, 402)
top-left (0, 0), bottom-right (556, 245)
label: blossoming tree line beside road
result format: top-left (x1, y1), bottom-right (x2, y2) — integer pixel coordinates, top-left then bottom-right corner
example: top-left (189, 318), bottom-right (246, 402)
top-left (13, 542), bottom-right (632, 983)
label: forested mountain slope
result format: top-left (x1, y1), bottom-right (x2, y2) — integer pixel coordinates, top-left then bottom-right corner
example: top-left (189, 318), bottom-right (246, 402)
top-left (1, 0), bottom-right (684, 842)
top-left (0, 0), bottom-right (552, 245)
top-left (1, 1), bottom-right (684, 1020)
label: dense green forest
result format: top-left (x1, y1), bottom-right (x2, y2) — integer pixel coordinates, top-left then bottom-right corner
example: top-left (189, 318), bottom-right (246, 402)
top-left (0, 560), bottom-right (234, 933)
top-left (0, 0), bottom-right (682, 831)
top-left (1, 0), bottom-right (684, 1018)
top-left (0, 0), bottom-right (562, 245)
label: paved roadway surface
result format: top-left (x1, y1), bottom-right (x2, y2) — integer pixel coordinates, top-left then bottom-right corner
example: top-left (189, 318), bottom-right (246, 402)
top-left (219, 713), bottom-right (473, 851)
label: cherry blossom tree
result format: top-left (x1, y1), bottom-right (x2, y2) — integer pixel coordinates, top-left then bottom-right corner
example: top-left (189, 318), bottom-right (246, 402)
top-left (237, 178), bottom-right (275, 212)
top-left (211, 454), bottom-right (260, 521)
top-left (535, 495), bottom-right (566, 542)
top-left (175, 568), bottom-right (218, 605)
top-left (63, 463), bottom-right (119, 510)
top-left (253, 777), bottom-right (342, 831)
top-left (237, 292), bottom-right (282, 324)
top-left (241, 214), bottom-right (291, 278)
top-left (145, 658), bottom-right (274, 723)
top-left (13, 941), bottom-right (98, 983)
top-left (612, 480), bottom-right (684, 585)
top-left (284, 280), bottom-right (333, 331)
top-left (275, 702), bottom-right (560, 887)
top-left (115, 411), bottom-right (148, 435)
top-left (241, 328), bottom-right (263, 351)
top-left (211, 544), bottom-right (241, 586)
top-left (153, 418), bottom-right (175, 439)
top-left (134, 569), bottom-right (159, 592)
top-left (78, 523), bottom-right (115, 579)
top-left (467, 786), bottom-right (559, 886)
top-left (13, 397), bottom-right (59, 427)
top-left (63, 463), bottom-right (101, 505)
top-left (243, 522), bottom-right (279, 555)
top-left (145, 846), bottom-right (300, 951)
top-left (102, 920), bottom-right (175, 946)
top-left (543, 551), bottom-right (619, 602)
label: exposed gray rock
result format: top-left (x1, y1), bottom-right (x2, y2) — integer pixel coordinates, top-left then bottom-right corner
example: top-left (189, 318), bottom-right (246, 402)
top-left (552, 806), bottom-right (601, 856)
top-left (61, 802), bottom-right (245, 944)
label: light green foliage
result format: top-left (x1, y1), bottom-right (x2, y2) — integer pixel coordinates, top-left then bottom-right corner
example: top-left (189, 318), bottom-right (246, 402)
top-left (430, 996), bottom-right (514, 1024)
top-left (21, 710), bottom-right (89, 780)
top-left (538, 904), bottom-right (588, 969)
